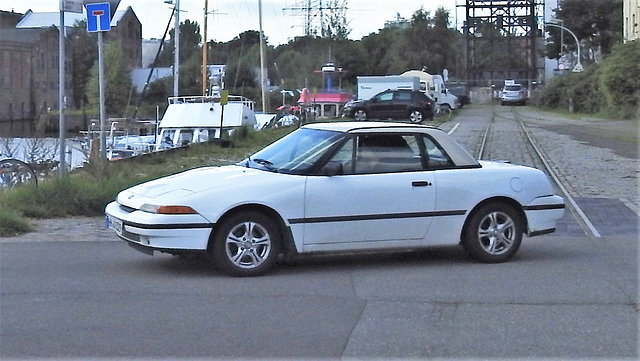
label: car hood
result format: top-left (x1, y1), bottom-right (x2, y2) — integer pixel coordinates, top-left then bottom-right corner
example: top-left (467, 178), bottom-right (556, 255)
top-left (345, 99), bottom-right (366, 107)
top-left (117, 165), bottom-right (278, 209)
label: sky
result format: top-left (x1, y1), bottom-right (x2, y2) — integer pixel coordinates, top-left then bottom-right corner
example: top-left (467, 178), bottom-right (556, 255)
top-left (6, 0), bottom-right (463, 45)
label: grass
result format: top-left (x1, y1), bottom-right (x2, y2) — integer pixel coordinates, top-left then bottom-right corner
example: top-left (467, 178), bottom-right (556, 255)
top-left (0, 125), bottom-right (295, 237)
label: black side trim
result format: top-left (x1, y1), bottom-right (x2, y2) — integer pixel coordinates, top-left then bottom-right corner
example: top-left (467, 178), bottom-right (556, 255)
top-left (529, 228), bottom-right (556, 237)
top-left (289, 210), bottom-right (466, 225)
top-left (123, 220), bottom-right (214, 230)
top-left (523, 204), bottom-right (565, 211)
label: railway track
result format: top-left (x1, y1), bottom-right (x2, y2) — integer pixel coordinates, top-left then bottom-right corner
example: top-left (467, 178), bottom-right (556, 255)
top-left (451, 105), bottom-right (601, 238)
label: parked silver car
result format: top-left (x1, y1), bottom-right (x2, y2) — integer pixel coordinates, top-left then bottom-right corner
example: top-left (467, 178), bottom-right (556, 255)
top-left (501, 84), bottom-right (527, 106)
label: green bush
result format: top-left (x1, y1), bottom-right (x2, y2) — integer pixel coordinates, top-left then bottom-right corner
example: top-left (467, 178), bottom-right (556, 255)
top-left (597, 40), bottom-right (640, 118)
top-left (0, 208), bottom-right (33, 236)
top-left (535, 40), bottom-right (640, 118)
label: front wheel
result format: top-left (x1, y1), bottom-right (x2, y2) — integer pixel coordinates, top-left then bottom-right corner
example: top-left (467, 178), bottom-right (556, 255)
top-left (353, 109), bottom-right (368, 120)
top-left (408, 109), bottom-right (424, 123)
top-left (462, 203), bottom-right (523, 263)
top-left (211, 211), bottom-right (281, 276)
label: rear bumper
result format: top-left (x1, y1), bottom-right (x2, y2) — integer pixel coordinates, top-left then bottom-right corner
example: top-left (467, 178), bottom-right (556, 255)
top-left (523, 195), bottom-right (565, 236)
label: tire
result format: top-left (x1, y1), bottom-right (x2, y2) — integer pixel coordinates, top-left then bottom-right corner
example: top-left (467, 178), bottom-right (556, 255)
top-left (211, 211), bottom-right (281, 276)
top-left (462, 203), bottom-right (523, 263)
top-left (408, 109), bottom-right (424, 123)
top-left (353, 109), bottom-right (367, 121)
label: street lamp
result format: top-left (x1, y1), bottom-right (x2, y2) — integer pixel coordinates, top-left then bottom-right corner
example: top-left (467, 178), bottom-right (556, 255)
top-left (546, 20), bottom-right (583, 72)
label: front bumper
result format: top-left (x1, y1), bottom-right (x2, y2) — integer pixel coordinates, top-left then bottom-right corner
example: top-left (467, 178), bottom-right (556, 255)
top-left (105, 201), bottom-right (213, 253)
top-left (523, 195), bottom-right (565, 236)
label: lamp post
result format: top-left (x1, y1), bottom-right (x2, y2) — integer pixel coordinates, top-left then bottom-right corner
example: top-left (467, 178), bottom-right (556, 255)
top-left (546, 21), bottom-right (583, 72)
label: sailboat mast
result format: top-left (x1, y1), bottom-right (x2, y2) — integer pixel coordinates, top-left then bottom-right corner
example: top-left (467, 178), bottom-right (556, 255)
top-left (259, 0), bottom-right (267, 112)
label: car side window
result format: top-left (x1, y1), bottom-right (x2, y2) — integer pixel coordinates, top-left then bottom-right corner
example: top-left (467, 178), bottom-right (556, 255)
top-left (374, 92), bottom-right (394, 102)
top-left (421, 135), bottom-right (454, 169)
top-left (326, 134), bottom-right (425, 174)
top-left (394, 92), bottom-right (412, 101)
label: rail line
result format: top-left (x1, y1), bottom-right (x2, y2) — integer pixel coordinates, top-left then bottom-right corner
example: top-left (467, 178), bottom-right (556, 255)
top-left (455, 106), bottom-right (601, 238)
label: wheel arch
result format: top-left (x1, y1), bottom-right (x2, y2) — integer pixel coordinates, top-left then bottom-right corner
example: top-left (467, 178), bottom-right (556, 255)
top-left (207, 204), bottom-right (297, 256)
top-left (408, 107), bottom-right (424, 115)
top-left (460, 196), bottom-right (528, 243)
top-left (352, 107), bottom-right (367, 119)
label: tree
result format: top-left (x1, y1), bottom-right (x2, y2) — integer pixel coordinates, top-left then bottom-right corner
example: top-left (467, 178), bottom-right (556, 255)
top-left (67, 20), bottom-right (97, 109)
top-left (86, 42), bottom-right (133, 117)
top-left (546, 0), bottom-right (623, 62)
top-left (156, 19), bottom-right (202, 67)
top-left (322, 0), bottom-right (351, 40)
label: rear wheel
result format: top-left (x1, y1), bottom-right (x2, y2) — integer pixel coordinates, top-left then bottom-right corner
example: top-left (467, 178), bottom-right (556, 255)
top-left (211, 211), bottom-right (281, 276)
top-left (408, 109), bottom-right (424, 123)
top-left (462, 203), bottom-right (523, 263)
top-left (353, 109), bottom-right (368, 120)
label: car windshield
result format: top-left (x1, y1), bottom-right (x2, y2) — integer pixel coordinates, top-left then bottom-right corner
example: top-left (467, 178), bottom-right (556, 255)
top-left (504, 85), bottom-right (522, 91)
top-left (241, 128), bottom-right (345, 174)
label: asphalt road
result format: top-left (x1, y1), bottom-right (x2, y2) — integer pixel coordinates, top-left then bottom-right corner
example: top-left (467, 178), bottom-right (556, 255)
top-left (1, 227), bottom-right (638, 359)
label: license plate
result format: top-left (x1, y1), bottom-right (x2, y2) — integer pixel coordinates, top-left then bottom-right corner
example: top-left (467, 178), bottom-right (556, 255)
top-left (106, 215), bottom-right (123, 235)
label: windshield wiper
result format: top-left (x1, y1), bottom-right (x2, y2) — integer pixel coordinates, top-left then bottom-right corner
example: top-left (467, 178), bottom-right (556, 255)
top-left (250, 158), bottom-right (278, 172)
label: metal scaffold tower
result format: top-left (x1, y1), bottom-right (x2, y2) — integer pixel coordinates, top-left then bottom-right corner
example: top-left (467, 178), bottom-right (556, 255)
top-left (284, 0), bottom-right (348, 37)
top-left (463, 0), bottom-right (545, 86)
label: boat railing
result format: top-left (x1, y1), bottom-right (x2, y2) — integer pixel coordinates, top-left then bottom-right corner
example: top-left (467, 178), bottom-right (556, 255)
top-left (168, 95), bottom-right (254, 110)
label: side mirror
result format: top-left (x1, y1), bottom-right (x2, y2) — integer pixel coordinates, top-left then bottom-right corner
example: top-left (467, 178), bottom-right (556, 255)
top-left (321, 161), bottom-right (344, 176)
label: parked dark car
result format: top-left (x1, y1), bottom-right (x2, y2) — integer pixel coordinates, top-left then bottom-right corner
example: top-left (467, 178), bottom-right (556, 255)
top-left (342, 89), bottom-right (435, 123)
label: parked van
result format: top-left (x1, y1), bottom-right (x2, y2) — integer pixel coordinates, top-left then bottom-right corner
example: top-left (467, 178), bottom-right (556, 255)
top-left (400, 70), bottom-right (460, 110)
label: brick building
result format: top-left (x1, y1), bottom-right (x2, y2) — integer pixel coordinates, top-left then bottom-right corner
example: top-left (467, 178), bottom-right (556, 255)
top-left (0, 6), bottom-right (141, 125)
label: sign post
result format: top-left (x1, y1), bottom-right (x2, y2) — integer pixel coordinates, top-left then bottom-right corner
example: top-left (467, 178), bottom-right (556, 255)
top-left (86, 2), bottom-right (111, 160)
top-left (219, 90), bottom-right (229, 139)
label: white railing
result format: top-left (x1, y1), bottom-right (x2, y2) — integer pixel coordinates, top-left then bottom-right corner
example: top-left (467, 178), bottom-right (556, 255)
top-left (167, 95), bottom-right (255, 110)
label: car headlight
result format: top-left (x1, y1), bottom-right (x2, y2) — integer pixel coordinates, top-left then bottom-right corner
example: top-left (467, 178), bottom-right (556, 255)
top-left (140, 204), bottom-right (198, 214)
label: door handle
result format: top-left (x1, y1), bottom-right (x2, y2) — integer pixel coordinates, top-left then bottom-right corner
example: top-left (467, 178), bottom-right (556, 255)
top-left (412, 181), bottom-right (432, 187)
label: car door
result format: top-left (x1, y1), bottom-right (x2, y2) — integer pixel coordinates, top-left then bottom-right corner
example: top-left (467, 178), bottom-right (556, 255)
top-left (301, 133), bottom-right (436, 250)
top-left (367, 91), bottom-right (395, 119)
top-left (390, 91), bottom-right (412, 118)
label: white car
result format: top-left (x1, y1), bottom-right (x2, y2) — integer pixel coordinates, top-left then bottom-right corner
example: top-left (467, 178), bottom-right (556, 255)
top-left (501, 83), bottom-right (527, 106)
top-left (105, 122), bottom-right (565, 276)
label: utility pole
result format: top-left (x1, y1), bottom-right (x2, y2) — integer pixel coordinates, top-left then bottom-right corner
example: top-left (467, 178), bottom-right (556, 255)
top-left (58, 0), bottom-right (67, 175)
top-left (174, 0), bottom-right (180, 96)
top-left (259, 0), bottom-right (267, 112)
top-left (202, 0), bottom-right (208, 96)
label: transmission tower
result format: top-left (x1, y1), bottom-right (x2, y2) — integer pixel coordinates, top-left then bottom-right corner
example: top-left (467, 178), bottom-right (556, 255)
top-left (283, 0), bottom-right (348, 37)
top-left (463, 0), bottom-right (545, 86)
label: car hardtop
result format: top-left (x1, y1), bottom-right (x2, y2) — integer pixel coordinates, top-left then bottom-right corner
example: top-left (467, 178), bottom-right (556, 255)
top-left (302, 121), bottom-right (479, 167)
top-left (303, 121), bottom-right (437, 133)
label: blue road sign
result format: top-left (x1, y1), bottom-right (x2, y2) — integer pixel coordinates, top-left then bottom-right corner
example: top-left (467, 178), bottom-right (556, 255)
top-left (86, 2), bottom-right (111, 32)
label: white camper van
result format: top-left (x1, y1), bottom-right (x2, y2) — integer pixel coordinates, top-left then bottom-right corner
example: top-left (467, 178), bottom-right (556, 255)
top-left (356, 76), bottom-right (421, 100)
top-left (400, 70), bottom-right (459, 110)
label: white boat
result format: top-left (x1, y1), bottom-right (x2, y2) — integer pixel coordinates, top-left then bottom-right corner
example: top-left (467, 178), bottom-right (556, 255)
top-left (155, 95), bottom-right (257, 151)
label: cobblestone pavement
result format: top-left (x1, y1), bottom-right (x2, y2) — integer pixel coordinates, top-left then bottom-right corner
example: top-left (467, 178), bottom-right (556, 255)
top-left (440, 104), bottom-right (640, 217)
